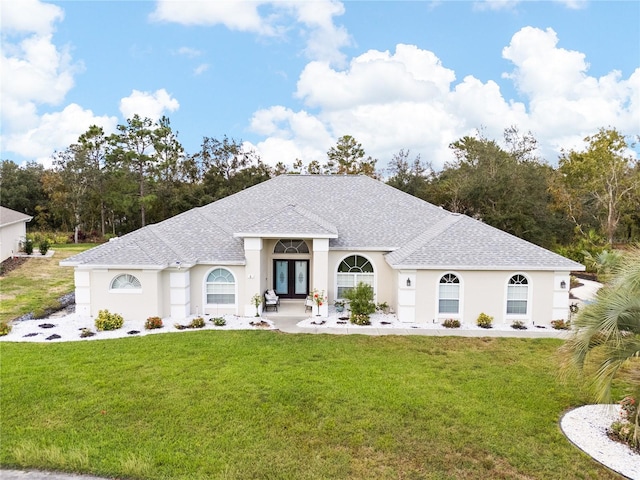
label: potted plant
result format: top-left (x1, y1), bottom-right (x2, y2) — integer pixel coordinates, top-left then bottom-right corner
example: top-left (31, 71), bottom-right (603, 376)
top-left (251, 293), bottom-right (262, 317)
top-left (334, 300), bottom-right (345, 313)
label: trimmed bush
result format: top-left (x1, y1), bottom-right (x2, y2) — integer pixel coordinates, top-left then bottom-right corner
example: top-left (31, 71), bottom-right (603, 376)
top-left (551, 319), bottom-right (570, 330)
top-left (190, 317), bottom-right (205, 329)
top-left (350, 313), bottom-right (371, 326)
top-left (511, 320), bottom-right (527, 330)
top-left (95, 309), bottom-right (124, 331)
top-left (24, 239), bottom-right (34, 255)
top-left (211, 317), bottom-right (226, 326)
top-left (345, 282), bottom-right (376, 325)
top-left (476, 312), bottom-right (493, 329)
top-left (39, 240), bottom-right (50, 255)
top-left (442, 318), bottom-right (460, 328)
top-left (145, 316), bottom-right (163, 330)
top-left (0, 321), bottom-right (12, 336)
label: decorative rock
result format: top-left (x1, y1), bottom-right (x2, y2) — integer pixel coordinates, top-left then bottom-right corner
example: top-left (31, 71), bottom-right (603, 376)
top-left (23, 333), bottom-right (39, 337)
top-left (38, 323), bottom-right (55, 329)
top-left (45, 334), bottom-right (61, 340)
top-left (127, 330), bottom-right (140, 335)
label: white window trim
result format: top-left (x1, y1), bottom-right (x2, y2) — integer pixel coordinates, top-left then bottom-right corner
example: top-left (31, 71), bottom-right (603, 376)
top-left (435, 271), bottom-right (463, 320)
top-left (203, 267), bottom-right (237, 307)
top-left (505, 272), bottom-right (532, 322)
top-left (109, 273), bottom-right (142, 294)
top-left (335, 253), bottom-right (376, 300)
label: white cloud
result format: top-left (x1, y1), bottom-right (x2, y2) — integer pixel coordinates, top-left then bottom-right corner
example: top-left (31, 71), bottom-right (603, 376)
top-left (119, 89), bottom-right (180, 122)
top-left (174, 46), bottom-right (202, 58)
top-left (3, 104), bottom-right (117, 168)
top-left (193, 63), bottom-right (210, 76)
top-left (0, 0), bottom-right (64, 35)
top-left (151, 0), bottom-right (350, 66)
top-left (250, 32), bottom-right (638, 170)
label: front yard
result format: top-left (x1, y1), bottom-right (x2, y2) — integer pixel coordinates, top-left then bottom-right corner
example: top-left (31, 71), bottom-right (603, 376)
top-left (0, 333), bottom-right (624, 479)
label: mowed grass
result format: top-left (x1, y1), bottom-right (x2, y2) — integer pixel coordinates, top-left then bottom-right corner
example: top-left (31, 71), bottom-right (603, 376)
top-left (0, 243), bottom-right (96, 322)
top-left (0, 332), bottom-right (621, 479)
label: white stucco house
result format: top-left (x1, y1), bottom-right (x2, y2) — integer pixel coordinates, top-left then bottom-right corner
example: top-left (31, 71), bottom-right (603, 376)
top-left (61, 175), bottom-right (584, 326)
top-left (0, 206), bottom-right (32, 262)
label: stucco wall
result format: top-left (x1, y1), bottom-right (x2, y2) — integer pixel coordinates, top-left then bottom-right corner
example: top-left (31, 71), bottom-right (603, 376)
top-left (86, 269), bottom-right (163, 320)
top-left (0, 222), bottom-right (27, 262)
top-left (412, 269), bottom-right (566, 327)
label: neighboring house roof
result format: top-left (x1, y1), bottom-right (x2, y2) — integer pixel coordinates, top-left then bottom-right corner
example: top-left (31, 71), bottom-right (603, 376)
top-left (0, 206), bottom-right (32, 227)
top-left (62, 175), bottom-right (583, 271)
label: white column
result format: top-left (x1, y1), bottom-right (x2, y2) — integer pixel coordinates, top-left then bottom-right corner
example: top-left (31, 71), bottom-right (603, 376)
top-left (312, 238), bottom-right (329, 317)
top-left (74, 270), bottom-right (91, 316)
top-left (397, 270), bottom-right (416, 323)
top-left (244, 238), bottom-right (263, 317)
top-left (170, 269), bottom-right (191, 320)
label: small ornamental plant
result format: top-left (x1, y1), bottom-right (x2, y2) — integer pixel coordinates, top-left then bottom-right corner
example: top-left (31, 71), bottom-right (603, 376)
top-left (95, 309), bottom-right (124, 331)
top-left (551, 319), bottom-right (570, 330)
top-left (511, 320), bottom-right (527, 330)
top-left (442, 318), bottom-right (460, 328)
top-left (610, 396), bottom-right (639, 451)
top-left (476, 313), bottom-right (493, 329)
top-left (144, 316), bottom-right (163, 330)
top-left (190, 317), bottom-right (205, 329)
top-left (312, 289), bottom-right (327, 307)
top-left (39, 240), bottom-right (50, 256)
top-left (351, 313), bottom-right (371, 326)
top-left (0, 321), bottom-right (12, 336)
top-left (251, 293), bottom-right (262, 316)
top-left (211, 317), bottom-right (226, 327)
top-left (24, 239), bottom-right (34, 255)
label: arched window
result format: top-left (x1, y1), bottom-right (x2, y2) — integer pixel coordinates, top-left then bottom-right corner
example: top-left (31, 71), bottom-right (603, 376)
top-left (337, 255), bottom-right (374, 298)
top-left (438, 273), bottom-right (460, 314)
top-left (507, 274), bottom-right (528, 315)
top-left (206, 268), bottom-right (236, 305)
top-left (110, 274), bottom-right (141, 290)
top-left (274, 239), bottom-right (309, 254)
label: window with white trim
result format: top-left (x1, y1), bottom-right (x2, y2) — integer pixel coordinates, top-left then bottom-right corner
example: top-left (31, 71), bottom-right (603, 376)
top-left (274, 239), bottom-right (309, 254)
top-left (337, 255), bottom-right (374, 298)
top-left (507, 274), bottom-right (528, 314)
top-left (438, 273), bottom-right (460, 314)
top-left (110, 274), bottom-right (141, 290)
top-left (206, 268), bottom-right (235, 305)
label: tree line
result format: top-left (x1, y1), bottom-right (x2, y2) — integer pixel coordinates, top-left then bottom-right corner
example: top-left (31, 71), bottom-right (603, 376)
top-left (1, 116), bottom-right (638, 259)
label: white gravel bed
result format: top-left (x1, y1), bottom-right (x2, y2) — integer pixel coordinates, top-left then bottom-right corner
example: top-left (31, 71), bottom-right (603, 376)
top-left (561, 404), bottom-right (640, 479)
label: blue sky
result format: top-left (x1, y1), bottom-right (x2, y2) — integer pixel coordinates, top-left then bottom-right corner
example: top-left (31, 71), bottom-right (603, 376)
top-left (2, 0), bottom-right (638, 171)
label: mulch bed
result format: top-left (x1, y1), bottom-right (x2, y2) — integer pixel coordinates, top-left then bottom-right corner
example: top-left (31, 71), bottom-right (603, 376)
top-left (0, 256), bottom-right (28, 276)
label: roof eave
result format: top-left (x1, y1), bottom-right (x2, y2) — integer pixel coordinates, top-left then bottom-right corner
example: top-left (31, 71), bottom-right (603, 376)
top-left (388, 264), bottom-right (586, 271)
top-left (234, 232), bottom-right (338, 239)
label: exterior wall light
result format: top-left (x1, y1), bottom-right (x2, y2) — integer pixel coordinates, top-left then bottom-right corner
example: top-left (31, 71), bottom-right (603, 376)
top-left (406, 278), bottom-right (411, 287)
top-left (560, 280), bottom-right (566, 289)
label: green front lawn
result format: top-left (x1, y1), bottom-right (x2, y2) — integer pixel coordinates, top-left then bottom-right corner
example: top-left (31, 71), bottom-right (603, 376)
top-left (0, 243), bottom-right (96, 323)
top-left (0, 333), bottom-right (620, 479)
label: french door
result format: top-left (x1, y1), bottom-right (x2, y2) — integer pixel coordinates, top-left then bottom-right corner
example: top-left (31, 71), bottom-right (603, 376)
top-left (274, 260), bottom-right (309, 299)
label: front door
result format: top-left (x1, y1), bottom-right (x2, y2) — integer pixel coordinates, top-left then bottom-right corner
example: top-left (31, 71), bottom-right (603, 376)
top-left (274, 260), bottom-right (309, 299)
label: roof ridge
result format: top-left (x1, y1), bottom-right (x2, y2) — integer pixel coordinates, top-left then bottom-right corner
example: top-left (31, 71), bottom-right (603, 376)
top-left (386, 213), bottom-right (463, 265)
top-left (290, 204), bottom-right (338, 234)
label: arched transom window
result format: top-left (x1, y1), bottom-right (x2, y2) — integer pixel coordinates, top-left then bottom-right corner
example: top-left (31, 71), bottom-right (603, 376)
top-left (438, 273), bottom-right (460, 314)
top-left (274, 239), bottom-right (309, 254)
top-left (507, 274), bottom-right (528, 315)
top-left (110, 274), bottom-right (141, 290)
top-left (337, 255), bottom-right (374, 298)
top-left (206, 268), bottom-right (235, 305)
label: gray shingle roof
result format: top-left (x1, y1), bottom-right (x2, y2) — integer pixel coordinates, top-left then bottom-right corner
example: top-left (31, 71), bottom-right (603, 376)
top-left (62, 175), bottom-right (583, 271)
top-left (0, 206), bottom-right (32, 227)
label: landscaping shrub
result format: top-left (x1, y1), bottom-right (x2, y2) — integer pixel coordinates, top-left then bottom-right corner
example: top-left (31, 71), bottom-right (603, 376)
top-left (551, 319), bottom-right (570, 330)
top-left (511, 320), bottom-right (527, 330)
top-left (24, 239), bottom-right (34, 255)
top-left (95, 309), bottom-right (124, 331)
top-left (345, 282), bottom-right (375, 325)
top-left (211, 317), bottom-right (226, 326)
top-left (39, 240), bottom-right (50, 255)
top-left (0, 321), bottom-right (12, 336)
top-left (476, 312), bottom-right (493, 329)
top-left (350, 313), bottom-right (371, 326)
top-left (145, 316), bottom-right (163, 330)
top-left (442, 318), bottom-right (460, 328)
top-left (190, 317), bottom-right (205, 329)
